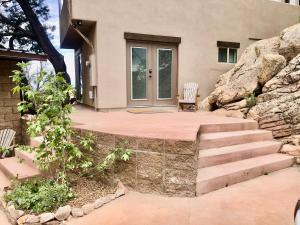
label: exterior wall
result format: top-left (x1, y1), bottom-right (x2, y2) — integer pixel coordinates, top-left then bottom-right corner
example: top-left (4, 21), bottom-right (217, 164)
top-left (80, 26), bottom-right (97, 108)
top-left (0, 60), bottom-right (21, 143)
top-left (64, 0), bottom-right (300, 109)
top-left (272, 0), bottom-right (299, 5)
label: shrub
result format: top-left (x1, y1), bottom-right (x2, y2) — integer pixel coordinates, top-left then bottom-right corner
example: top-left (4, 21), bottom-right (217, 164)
top-left (4, 179), bottom-right (73, 213)
top-left (11, 62), bottom-right (94, 184)
top-left (245, 92), bottom-right (257, 108)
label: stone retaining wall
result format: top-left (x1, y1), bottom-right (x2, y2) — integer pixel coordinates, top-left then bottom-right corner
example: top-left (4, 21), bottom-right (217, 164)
top-left (73, 127), bottom-right (200, 197)
top-left (0, 60), bottom-right (21, 143)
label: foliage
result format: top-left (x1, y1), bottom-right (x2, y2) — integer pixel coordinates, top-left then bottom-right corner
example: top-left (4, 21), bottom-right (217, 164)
top-left (96, 146), bottom-right (132, 172)
top-left (245, 92), bottom-right (257, 108)
top-left (0, 0), bottom-right (54, 52)
top-left (11, 62), bottom-right (132, 184)
top-left (11, 62), bottom-right (94, 184)
top-left (4, 179), bottom-right (73, 213)
top-left (0, 146), bottom-right (11, 158)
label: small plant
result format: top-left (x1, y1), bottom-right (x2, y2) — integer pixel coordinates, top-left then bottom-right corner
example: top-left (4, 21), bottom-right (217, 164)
top-left (96, 146), bottom-right (132, 172)
top-left (4, 179), bottom-right (73, 213)
top-left (245, 92), bottom-right (257, 108)
top-left (11, 62), bottom-right (94, 184)
top-left (0, 146), bottom-right (11, 158)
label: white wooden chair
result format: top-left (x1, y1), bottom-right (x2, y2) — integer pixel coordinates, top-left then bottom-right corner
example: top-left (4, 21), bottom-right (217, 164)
top-left (177, 82), bottom-right (200, 112)
top-left (0, 129), bottom-right (16, 157)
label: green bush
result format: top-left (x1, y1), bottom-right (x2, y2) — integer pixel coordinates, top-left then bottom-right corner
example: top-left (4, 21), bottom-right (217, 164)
top-left (4, 179), bottom-right (74, 213)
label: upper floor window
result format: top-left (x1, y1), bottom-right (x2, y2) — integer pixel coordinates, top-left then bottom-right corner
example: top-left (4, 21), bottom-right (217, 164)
top-left (217, 41), bottom-right (240, 64)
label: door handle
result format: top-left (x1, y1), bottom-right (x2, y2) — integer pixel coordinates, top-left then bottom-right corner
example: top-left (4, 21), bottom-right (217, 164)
top-left (149, 69), bottom-right (152, 78)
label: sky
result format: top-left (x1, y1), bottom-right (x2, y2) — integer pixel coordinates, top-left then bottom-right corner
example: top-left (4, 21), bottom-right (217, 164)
top-left (43, 0), bottom-right (75, 84)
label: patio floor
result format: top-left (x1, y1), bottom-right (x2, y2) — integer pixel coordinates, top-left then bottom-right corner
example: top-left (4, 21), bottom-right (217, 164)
top-left (66, 167), bottom-right (300, 225)
top-left (70, 105), bottom-right (254, 140)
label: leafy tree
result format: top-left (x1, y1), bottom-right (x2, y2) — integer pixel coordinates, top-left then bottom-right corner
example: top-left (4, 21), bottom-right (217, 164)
top-left (0, 0), bottom-right (70, 83)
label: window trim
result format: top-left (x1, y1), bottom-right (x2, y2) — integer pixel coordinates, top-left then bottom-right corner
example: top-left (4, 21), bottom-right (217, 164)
top-left (218, 47), bottom-right (238, 64)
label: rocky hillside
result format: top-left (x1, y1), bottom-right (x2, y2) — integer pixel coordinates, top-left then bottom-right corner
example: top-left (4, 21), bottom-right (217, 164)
top-left (202, 23), bottom-right (300, 146)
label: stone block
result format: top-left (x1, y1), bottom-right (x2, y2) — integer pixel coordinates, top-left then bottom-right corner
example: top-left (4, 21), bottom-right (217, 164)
top-left (114, 159), bottom-right (137, 189)
top-left (0, 91), bottom-right (11, 99)
top-left (164, 183), bottom-right (196, 197)
top-left (137, 138), bottom-right (164, 152)
top-left (136, 178), bottom-right (163, 193)
top-left (165, 154), bottom-right (196, 171)
top-left (164, 139), bottom-right (196, 155)
top-left (95, 132), bottom-right (115, 154)
top-left (5, 113), bottom-right (20, 121)
top-left (164, 169), bottom-right (196, 186)
top-left (0, 106), bottom-right (12, 115)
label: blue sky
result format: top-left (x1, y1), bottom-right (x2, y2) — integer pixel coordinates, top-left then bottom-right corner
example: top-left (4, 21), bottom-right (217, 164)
top-left (45, 0), bottom-right (75, 84)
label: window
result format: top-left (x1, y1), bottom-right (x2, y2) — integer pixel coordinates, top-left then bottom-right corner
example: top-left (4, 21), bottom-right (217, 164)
top-left (285, 0), bottom-right (290, 3)
top-left (217, 41), bottom-right (240, 64)
top-left (218, 48), bottom-right (237, 64)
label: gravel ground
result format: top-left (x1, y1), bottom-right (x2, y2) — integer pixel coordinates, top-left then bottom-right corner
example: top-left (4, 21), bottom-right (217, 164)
top-left (68, 174), bottom-right (117, 207)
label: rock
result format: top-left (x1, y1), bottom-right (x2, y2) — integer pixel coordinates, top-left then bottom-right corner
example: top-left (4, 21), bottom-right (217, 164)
top-left (279, 23), bottom-right (300, 61)
top-left (102, 196), bottom-right (112, 204)
top-left (203, 23), bottom-right (300, 143)
top-left (45, 221), bottom-right (60, 225)
top-left (39, 213), bottom-right (55, 224)
top-left (55, 205), bottom-right (71, 221)
top-left (71, 207), bottom-right (84, 217)
top-left (212, 108), bottom-right (245, 118)
top-left (280, 144), bottom-right (300, 156)
top-left (115, 188), bottom-right (126, 198)
top-left (82, 203), bottom-right (94, 215)
top-left (107, 194), bottom-right (116, 201)
top-left (17, 214), bottom-right (39, 224)
top-left (258, 54), bottom-right (286, 85)
top-left (94, 198), bottom-right (104, 209)
top-left (7, 205), bottom-right (24, 220)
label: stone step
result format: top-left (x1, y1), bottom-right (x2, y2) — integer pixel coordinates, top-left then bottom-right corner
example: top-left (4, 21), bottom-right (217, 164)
top-left (29, 136), bottom-right (43, 148)
top-left (198, 141), bottom-right (282, 168)
top-left (0, 170), bottom-right (11, 190)
top-left (15, 150), bottom-right (36, 169)
top-left (200, 121), bottom-right (258, 133)
top-left (196, 153), bottom-right (294, 195)
top-left (199, 130), bottom-right (273, 149)
top-left (0, 157), bottom-right (41, 180)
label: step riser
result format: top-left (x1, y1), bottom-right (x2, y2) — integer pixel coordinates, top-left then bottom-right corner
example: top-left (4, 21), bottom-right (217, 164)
top-left (15, 151), bottom-right (36, 169)
top-left (196, 157), bottom-right (294, 195)
top-left (0, 159), bottom-right (41, 180)
top-left (198, 143), bottom-right (282, 168)
top-left (199, 132), bottom-right (273, 149)
top-left (200, 122), bottom-right (258, 133)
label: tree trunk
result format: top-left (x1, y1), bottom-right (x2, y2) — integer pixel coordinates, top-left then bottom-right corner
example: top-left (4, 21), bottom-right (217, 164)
top-left (16, 0), bottom-right (71, 83)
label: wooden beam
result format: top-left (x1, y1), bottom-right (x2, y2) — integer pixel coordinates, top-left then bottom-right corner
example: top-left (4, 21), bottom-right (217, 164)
top-left (0, 49), bottom-right (48, 61)
top-left (124, 32), bottom-right (181, 44)
top-left (217, 41), bottom-right (240, 49)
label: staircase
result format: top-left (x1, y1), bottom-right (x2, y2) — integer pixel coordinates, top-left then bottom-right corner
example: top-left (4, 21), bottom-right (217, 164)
top-left (196, 121), bottom-right (294, 195)
top-left (0, 137), bottom-right (42, 190)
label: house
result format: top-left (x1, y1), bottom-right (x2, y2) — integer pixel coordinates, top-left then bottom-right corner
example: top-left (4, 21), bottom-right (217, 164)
top-left (59, 0), bottom-right (300, 111)
top-left (0, 49), bottom-right (47, 144)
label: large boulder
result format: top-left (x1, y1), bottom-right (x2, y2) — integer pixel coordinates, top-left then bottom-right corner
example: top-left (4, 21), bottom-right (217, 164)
top-left (279, 23), bottom-right (300, 61)
top-left (202, 23), bottom-right (300, 141)
top-left (258, 54), bottom-right (286, 86)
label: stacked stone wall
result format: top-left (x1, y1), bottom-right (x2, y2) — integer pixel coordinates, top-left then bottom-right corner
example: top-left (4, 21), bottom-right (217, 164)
top-left (0, 60), bottom-right (21, 143)
top-left (73, 127), bottom-right (199, 197)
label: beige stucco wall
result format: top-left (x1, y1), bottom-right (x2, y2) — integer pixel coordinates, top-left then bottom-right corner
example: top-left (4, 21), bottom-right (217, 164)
top-left (65, 0), bottom-right (300, 109)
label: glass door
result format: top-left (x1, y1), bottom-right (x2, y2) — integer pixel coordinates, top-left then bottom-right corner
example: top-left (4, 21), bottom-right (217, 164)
top-left (127, 42), bottom-right (177, 107)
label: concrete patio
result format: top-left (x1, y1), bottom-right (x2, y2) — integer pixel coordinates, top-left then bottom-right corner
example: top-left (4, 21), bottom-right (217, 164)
top-left (66, 167), bottom-right (300, 225)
